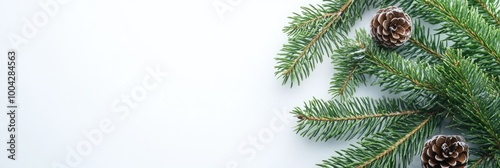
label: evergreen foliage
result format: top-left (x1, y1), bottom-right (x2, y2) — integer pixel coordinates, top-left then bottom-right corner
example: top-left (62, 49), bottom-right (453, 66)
top-left (275, 0), bottom-right (500, 167)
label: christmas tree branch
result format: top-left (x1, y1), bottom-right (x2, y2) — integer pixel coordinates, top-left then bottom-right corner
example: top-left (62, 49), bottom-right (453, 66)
top-left (405, 20), bottom-right (446, 60)
top-left (357, 38), bottom-right (437, 93)
top-left (470, 156), bottom-right (490, 168)
top-left (282, 16), bottom-right (338, 77)
top-left (471, 0), bottom-right (500, 27)
top-left (319, 113), bottom-right (439, 168)
top-left (469, 154), bottom-right (499, 168)
top-left (423, 0), bottom-right (500, 63)
top-left (470, 157), bottom-right (485, 168)
top-left (337, 64), bottom-right (357, 95)
top-left (437, 50), bottom-right (500, 154)
top-left (275, 0), bottom-right (355, 87)
top-left (330, 30), bottom-right (442, 104)
top-left (356, 114), bottom-right (433, 168)
top-left (284, 3), bottom-right (349, 37)
top-left (293, 97), bottom-right (423, 141)
top-left (297, 110), bottom-right (419, 121)
top-left (408, 38), bottom-right (440, 58)
top-left (278, 1), bottom-right (500, 167)
top-left (275, 0), bottom-right (381, 86)
top-left (329, 37), bottom-right (368, 98)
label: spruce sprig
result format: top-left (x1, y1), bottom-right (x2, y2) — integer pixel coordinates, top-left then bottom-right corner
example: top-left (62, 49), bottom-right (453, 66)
top-left (275, 0), bottom-right (500, 167)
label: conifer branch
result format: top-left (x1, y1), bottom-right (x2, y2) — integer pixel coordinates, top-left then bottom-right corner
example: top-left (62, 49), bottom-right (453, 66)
top-left (286, 12), bottom-right (338, 35)
top-left (358, 42), bottom-right (436, 92)
top-left (329, 35), bottom-right (369, 98)
top-left (276, 0), bottom-right (381, 86)
top-left (319, 113), bottom-right (439, 168)
top-left (276, 0), bottom-right (355, 87)
top-left (356, 114), bottom-right (433, 168)
top-left (293, 97), bottom-right (423, 141)
top-left (423, 0), bottom-right (500, 63)
top-left (282, 16), bottom-right (339, 77)
top-left (297, 110), bottom-right (419, 121)
top-left (472, 0), bottom-right (500, 27)
top-left (395, 20), bottom-right (447, 65)
top-left (277, 1), bottom-right (500, 167)
top-left (408, 38), bottom-right (441, 59)
top-left (470, 156), bottom-right (486, 168)
top-left (338, 64), bottom-right (357, 95)
top-left (284, 1), bottom-right (352, 37)
top-left (469, 154), bottom-right (499, 168)
top-left (437, 50), bottom-right (500, 156)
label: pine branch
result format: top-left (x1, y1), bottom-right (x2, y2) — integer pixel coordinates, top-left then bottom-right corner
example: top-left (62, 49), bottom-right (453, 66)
top-left (328, 30), bottom-right (442, 108)
top-left (276, 0), bottom-right (500, 167)
top-left (356, 115), bottom-right (432, 168)
top-left (283, 5), bottom-right (341, 38)
top-left (282, 15), bottom-right (339, 76)
top-left (275, 0), bottom-right (352, 87)
top-left (293, 97), bottom-right (423, 141)
top-left (352, 31), bottom-right (443, 106)
top-left (337, 64), bottom-right (358, 95)
top-left (469, 0), bottom-right (500, 27)
top-left (298, 110), bottom-right (419, 121)
top-left (386, 0), bottom-right (441, 25)
top-left (436, 49), bottom-right (500, 155)
top-left (405, 20), bottom-right (446, 61)
top-left (469, 155), bottom-right (500, 168)
top-left (318, 113), bottom-right (439, 168)
top-left (422, 0), bottom-right (500, 75)
top-left (275, 0), bottom-right (381, 87)
top-left (329, 37), bottom-right (369, 98)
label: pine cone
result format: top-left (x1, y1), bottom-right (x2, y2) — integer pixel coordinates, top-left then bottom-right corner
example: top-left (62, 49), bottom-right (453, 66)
top-left (370, 6), bottom-right (412, 48)
top-left (421, 135), bottom-right (469, 168)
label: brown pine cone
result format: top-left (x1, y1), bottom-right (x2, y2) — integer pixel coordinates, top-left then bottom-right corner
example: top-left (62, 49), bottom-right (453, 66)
top-left (370, 6), bottom-right (412, 48)
top-left (421, 135), bottom-right (469, 168)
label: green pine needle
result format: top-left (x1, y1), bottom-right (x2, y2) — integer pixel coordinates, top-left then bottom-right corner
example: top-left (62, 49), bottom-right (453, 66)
top-left (275, 0), bottom-right (500, 167)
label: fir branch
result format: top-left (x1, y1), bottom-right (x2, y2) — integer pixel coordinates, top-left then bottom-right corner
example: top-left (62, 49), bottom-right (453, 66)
top-left (469, 155), bottom-right (499, 168)
top-left (405, 20), bottom-right (446, 61)
top-left (356, 115), bottom-right (433, 168)
top-left (338, 64), bottom-right (358, 95)
top-left (353, 31), bottom-right (439, 95)
top-left (283, 4), bottom-right (343, 37)
top-left (319, 113), bottom-right (439, 168)
top-left (275, 0), bottom-right (353, 87)
top-left (282, 15), bottom-right (338, 77)
top-left (293, 97), bottom-right (423, 141)
top-left (423, 0), bottom-right (500, 67)
top-left (470, 157), bottom-right (485, 168)
top-left (437, 49), bottom-right (500, 154)
top-left (329, 37), bottom-right (369, 98)
top-left (469, 0), bottom-right (500, 27)
top-left (330, 30), bottom-right (441, 108)
top-left (275, 0), bottom-right (380, 86)
top-left (297, 110), bottom-right (419, 121)
top-left (407, 38), bottom-right (439, 58)
top-left (277, 0), bottom-right (500, 167)
top-left (386, 0), bottom-right (440, 25)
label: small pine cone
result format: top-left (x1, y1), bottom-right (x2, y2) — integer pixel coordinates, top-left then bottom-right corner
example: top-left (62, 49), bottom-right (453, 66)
top-left (421, 135), bottom-right (469, 168)
top-left (370, 6), bottom-right (412, 48)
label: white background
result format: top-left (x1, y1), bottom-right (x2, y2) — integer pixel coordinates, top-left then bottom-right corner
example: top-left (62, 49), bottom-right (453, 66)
top-left (0, 0), bottom-right (437, 167)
